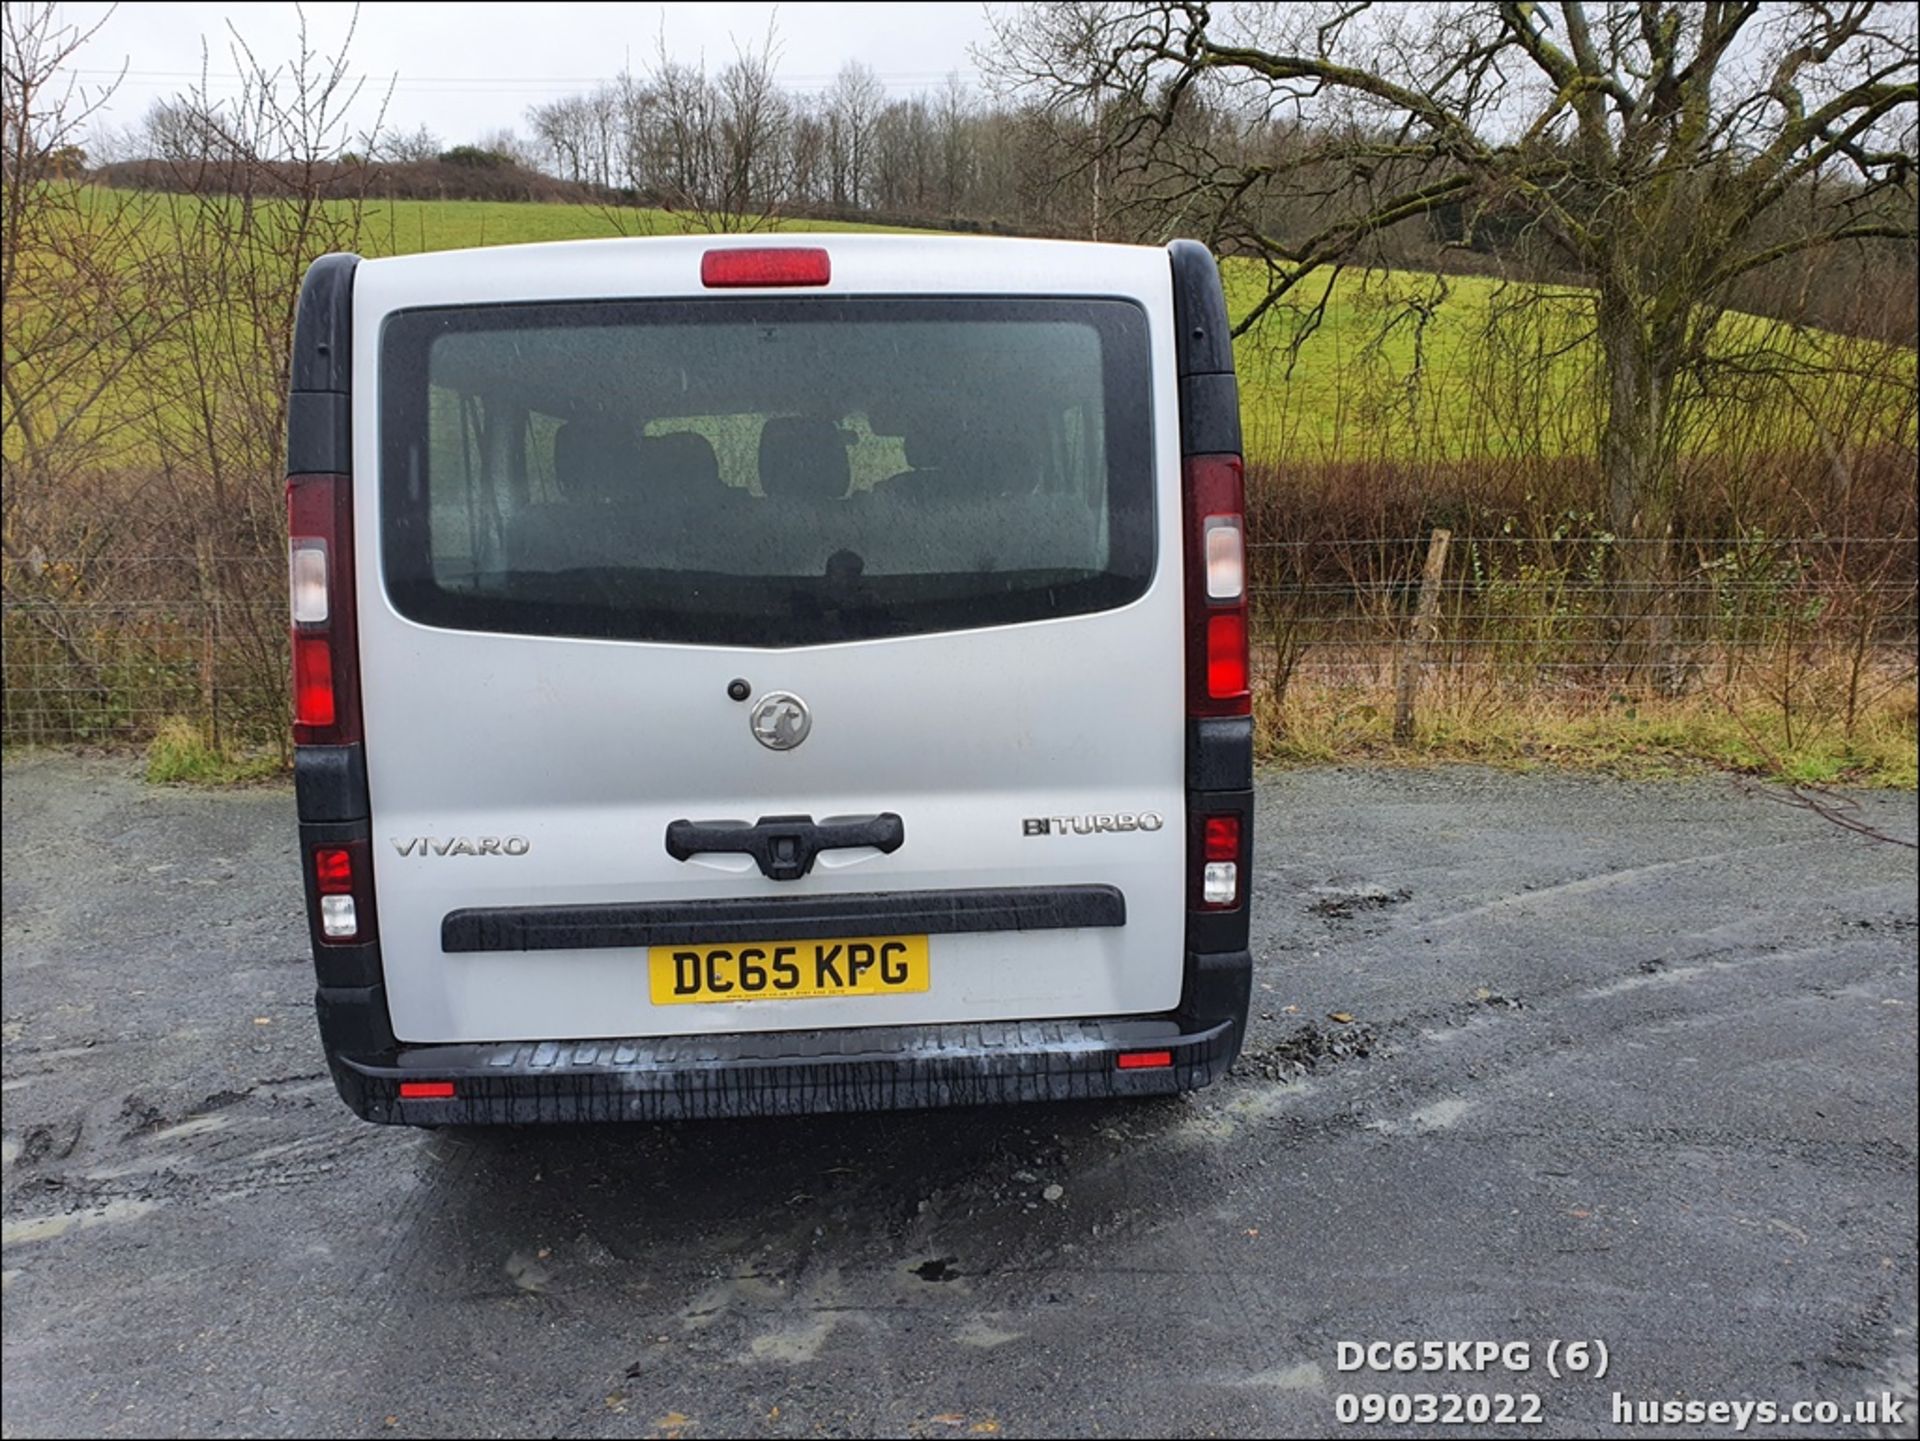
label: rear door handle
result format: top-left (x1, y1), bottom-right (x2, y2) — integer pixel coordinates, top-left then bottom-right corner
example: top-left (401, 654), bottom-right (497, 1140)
top-left (665, 813), bottom-right (905, 882)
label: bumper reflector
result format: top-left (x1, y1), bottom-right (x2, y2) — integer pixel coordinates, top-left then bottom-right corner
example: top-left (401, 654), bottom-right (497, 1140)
top-left (398, 1080), bottom-right (456, 1100)
top-left (1116, 1050), bottom-right (1174, 1070)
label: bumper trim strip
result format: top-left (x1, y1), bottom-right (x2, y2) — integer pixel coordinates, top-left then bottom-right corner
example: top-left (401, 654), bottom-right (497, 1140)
top-left (442, 884), bottom-right (1125, 954)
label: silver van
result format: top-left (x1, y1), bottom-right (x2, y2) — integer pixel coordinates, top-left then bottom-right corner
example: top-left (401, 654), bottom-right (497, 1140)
top-left (287, 235), bottom-right (1250, 1123)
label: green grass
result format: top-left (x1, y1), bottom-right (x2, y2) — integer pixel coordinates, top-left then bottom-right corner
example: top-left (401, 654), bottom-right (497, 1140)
top-left (143, 717), bottom-right (281, 785)
top-left (273, 196), bottom-right (1920, 467)
top-left (14, 186), bottom-right (1911, 471)
top-left (1221, 261), bottom-right (1914, 461)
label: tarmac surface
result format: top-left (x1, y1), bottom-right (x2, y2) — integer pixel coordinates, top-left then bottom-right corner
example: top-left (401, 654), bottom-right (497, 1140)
top-left (3, 756), bottom-right (1915, 1437)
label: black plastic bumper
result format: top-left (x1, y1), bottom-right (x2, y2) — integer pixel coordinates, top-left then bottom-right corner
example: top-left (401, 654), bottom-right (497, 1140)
top-left (317, 950), bottom-right (1250, 1125)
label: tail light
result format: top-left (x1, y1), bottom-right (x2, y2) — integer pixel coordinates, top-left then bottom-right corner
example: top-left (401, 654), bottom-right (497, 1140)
top-left (701, 247), bottom-right (831, 287)
top-left (286, 474), bottom-right (362, 745)
top-left (1184, 454), bottom-right (1249, 717)
top-left (1197, 813), bottom-right (1242, 909)
top-left (308, 838), bottom-right (376, 944)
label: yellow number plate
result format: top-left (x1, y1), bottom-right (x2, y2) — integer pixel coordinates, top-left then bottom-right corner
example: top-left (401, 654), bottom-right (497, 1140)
top-left (649, 935), bottom-right (930, 1005)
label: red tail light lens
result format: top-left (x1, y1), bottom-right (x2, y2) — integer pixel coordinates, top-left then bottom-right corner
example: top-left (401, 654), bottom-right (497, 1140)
top-left (313, 847), bottom-right (353, 893)
top-left (1207, 612), bottom-right (1248, 699)
top-left (701, 247), bottom-right (831, 287)
top-left (1203, 815), bottom-right (1240, 861)
top-left (287, 474), bottom-right (361, 745)
top-left (293, 633), bottom-right (335, 727)
top-left (1183, 454), bottom-right (1249, 717)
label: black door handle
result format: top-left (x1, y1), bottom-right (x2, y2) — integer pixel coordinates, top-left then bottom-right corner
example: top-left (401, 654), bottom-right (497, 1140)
top-left (665, 813), bottom-right (905, 882)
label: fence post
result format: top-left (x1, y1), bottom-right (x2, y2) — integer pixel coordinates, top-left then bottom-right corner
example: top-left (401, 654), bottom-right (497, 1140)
top-left (1393, 527), bottom-right (1452, 744)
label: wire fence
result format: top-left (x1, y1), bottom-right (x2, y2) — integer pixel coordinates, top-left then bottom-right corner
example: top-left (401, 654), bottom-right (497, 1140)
top-left (2, 536), bottom-right (1915, 751)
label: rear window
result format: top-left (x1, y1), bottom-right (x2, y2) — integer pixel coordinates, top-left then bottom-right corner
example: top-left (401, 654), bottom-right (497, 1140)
top-left (378, 297), bottom-right (1153, 646)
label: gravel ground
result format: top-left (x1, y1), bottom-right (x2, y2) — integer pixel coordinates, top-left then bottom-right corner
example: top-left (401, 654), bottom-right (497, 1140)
top-left (2, 755), bottom-right (1915, 1439)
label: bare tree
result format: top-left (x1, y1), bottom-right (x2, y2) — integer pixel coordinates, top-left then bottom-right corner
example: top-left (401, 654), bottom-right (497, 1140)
top-left (788, 98), bottom-right (829, 204)
top-left (873, 94), bottom-right (937, 212)
top-left (825, 60), bottom-right (885, 208)
top-left (603, 19), bottom-right (790, 233)
top-left (134, 6), bottom-right (388, 743)
top-left (527, 87), bottom-right (618, 186)
top-left (935, 71), bottom-right (977, 216)
top-left (474, 126), bottom-right (537, 168)
top-left (2, 1), bottom-right (167, 722)
top-left (714, 20), bottom-right (791, 226)
top-left (380, 121), bottom-right (442, 165)
top-left (988, 1), bottom-right (1919, 672)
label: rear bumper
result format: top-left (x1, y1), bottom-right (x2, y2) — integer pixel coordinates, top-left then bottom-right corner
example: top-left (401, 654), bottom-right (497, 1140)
top-left (316, 950), bottom-right (1250, 1124)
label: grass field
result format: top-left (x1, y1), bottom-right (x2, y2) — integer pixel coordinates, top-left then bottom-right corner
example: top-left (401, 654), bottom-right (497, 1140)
top-left (16, 187), bottom-right (1912, 469)
top-left (369, 195), bottom-right (1913, 462)
top-left (361, 196), bottom-right (1912, 463)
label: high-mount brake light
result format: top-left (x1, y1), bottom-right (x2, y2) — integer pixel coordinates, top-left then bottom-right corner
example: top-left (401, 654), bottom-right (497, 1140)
top-left (701, 247), bottom-right (831, 288)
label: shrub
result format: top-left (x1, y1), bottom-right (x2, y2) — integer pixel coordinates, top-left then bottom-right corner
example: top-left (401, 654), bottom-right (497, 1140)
top-left (437, 145), bottom-right (511, 169)
top-left (144, 717), bottom-right (279, 785)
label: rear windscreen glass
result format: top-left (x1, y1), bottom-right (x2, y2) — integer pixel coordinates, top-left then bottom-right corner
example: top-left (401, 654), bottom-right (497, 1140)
top-left (378, 297), bottom-right (1154, 646)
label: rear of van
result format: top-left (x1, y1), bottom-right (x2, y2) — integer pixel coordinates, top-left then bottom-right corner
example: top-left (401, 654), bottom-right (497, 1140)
top-left (286, 235), bottom-right (1250, 1124)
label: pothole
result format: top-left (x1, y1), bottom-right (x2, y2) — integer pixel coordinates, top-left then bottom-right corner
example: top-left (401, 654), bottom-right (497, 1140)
top-left (912, 1256), bottom-right (961, 1283)
top-left (1309, 885), bottom-right (1411, 920)
top-left (1238, 1021), bottom-right (1380, 1082)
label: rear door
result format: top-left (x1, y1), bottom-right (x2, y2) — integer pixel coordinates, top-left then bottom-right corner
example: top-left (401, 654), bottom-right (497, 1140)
top-left (353, 237), bottom-right (1188, 1044)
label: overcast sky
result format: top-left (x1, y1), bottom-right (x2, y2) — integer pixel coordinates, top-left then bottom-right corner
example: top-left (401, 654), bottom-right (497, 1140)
top-left (56, 1), bottom-right (997, 149)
